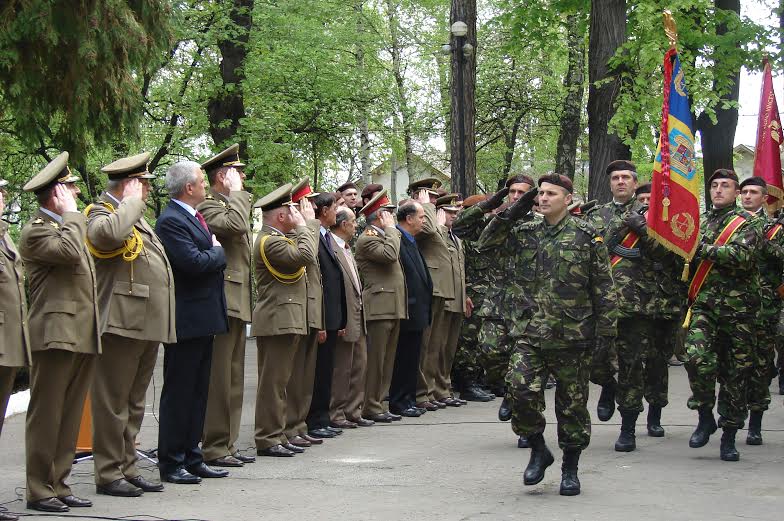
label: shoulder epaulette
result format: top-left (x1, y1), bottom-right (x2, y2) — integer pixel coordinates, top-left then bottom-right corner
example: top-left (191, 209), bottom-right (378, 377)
top-left (365, 228), bottom-right (378, 236)
top-left (572, 216), bottom-right (599, 236)
top-left (32, 218), bottom-right (44, 225)
top-left (205, 194), bottom-right (215, 200)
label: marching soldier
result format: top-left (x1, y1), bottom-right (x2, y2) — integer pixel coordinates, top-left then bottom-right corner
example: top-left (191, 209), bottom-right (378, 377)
top-left (87, 153), bottom-right (175, 496)
top-left (685, 169), bottom-right (761, 462)
top-left (0, 178), bottom-right (30, 521)
top-left (252, 183), bottom-right (319, 456)
top-left (478, 174), bottom-right (617, 496)
top-left (356, 190), bottom-right (407, 422)
top-left (584, 160), bottom-right (638, 422)
top-left (198, 144), bottom-right (256, 467)
top-left (738, 176), bottom-right (783, 445)
top-left (20, 153), bottom-right (101, 513)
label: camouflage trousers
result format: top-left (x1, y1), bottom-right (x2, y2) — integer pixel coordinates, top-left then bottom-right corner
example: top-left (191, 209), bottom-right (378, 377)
top-left (748, 306), bottom-right (780, 412)
top-left (644, 317), bottom-right (681, 408)
top-left (451, 313), bottom-right (483, 387)
top-left (616, 316), bottom-right (652, 413)
top-left (590, 334), bottom-right (617, 388)
top-left (685, 305), bottom-right (753, 429)
top-left (477, 318), bottom-right (512, 390)
top-left (506, 342), bottom-right (592, 450)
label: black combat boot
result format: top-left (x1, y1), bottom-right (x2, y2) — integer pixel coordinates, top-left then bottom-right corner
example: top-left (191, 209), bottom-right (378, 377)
top-left (498, 397), bottom-right (512, 422)
top-left (517, 435), bottom-right (530, 448)
top-left (614, 410), bottom-right (638, 452)
top-left (559, 449), bottom-right (581, 496)
top-left (596, 383), bottom-right (616, 422)
top-left (688, 406), bottom-right (717, 448)
top-left (779, 370), bottom-right (784, 395)
top-left (746, 411), bottom-right (763, 446)
top-left (646, 405), bottom-right (664, 437)
top-left (523, 433), bottom-right (554, 485)
top-left (720, 428), bottom-right (739, 461)
top-left (461, 383), bottom-right (493, 402)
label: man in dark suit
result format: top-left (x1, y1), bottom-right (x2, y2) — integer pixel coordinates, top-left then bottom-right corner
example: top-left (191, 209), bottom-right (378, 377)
top-left (389, 199), bottom-right (433, 417)
top-left (306, 192), bottom-right (347, 436)
top-left (155, 161), bottom-right (230, 484)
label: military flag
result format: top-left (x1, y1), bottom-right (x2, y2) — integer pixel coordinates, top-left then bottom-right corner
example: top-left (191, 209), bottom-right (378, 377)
top-left (753, 58), bottom-right (784, 211)
top-left (647, 12), bottom-right (700, 272)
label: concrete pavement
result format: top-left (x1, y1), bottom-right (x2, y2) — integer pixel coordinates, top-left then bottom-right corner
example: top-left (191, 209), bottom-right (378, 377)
top-left (0, 342), bottom-right (781, 521)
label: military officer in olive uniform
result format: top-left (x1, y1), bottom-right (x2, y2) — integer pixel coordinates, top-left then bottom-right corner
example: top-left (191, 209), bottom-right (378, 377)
top-left (87, 153), bottom-right (175, 497)
top-left (478, 174), bottom-right (617, 496)
top-left (197, 144), bottom-right (256, 467)
top-left (0, 178), bottom-right (31, 521)
top-left (252, 184), bottom-right (319, 456)
top-left (356, 190), bottom-right (407, 422)
top-left (20, 153), bottom-right (101, 513)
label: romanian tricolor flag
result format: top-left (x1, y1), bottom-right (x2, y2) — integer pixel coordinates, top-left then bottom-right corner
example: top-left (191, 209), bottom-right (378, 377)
top-left (647, 46), bottom-right (700, 267)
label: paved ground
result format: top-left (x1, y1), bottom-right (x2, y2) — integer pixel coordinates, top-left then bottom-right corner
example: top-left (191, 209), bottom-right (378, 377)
top-left (1, 342), bottom-right (782, 521)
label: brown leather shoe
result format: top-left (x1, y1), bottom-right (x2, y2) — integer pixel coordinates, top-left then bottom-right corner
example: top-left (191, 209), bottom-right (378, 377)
top-left (96, 478), bottom-right (143, 497)
top-left (289, 435), bottom-right (312, 447)
top-left (300, 433), bottom-right (324, 444)
top-left (206, 455), bottom-right (244, 467)
top-left (127, 475), bottom-right (164, 492)
top-left (330, 420), bottom-right (358, 429)
top-left (57, 495), bottom-right (92, 508)
top-left (27, 498), bottom-right (68, 513)
top-left (416, 401), bottom-right (439, 411)
top-left (350, 417), bottom-right (376, 427)
top-left (232, 451), bottom-right (256, 463)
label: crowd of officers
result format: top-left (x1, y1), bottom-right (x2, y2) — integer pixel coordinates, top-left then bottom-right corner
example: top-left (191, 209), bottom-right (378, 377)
top-left (1, 146), bottom-right (783, 517)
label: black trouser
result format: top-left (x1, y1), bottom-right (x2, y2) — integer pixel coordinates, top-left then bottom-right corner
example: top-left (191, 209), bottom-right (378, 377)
top-left (158, 336), bottom-right (213, 475)
top-left (306, 330), bottom-right (337, 430)
top-left (389, 329), bottom-right (424, 412)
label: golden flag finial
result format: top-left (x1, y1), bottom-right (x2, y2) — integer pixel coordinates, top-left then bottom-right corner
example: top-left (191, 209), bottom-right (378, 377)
top-left (663, 10), bottom-right (678, 49)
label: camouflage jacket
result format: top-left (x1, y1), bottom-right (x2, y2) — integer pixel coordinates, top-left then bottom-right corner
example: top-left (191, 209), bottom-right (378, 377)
top-left (644, 237), bottom-right (688, 319)
top-left (753, 208), bottom-right (784, 320)
top-left (587, 199), bottom-right (658, 317)
top-left (478, 212), bottom-right (618, 349)
top-left (691, 205), bottom-right (761, 315)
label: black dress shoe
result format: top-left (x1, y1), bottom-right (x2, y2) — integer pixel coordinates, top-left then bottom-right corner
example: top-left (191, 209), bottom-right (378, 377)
top-left (443, 397), bottom-right (462, 407)
top-left (283, 442), bottom-right (305, 453)
top-left (327, 426), bottom-right (343, 435)
top-left (386, 412), bottom-right (402, 421)
top-left (161, 468), bottom-right (202, 484)
top-left (187, 463), bottom-right (229, 478)
top-left (397, 407), bottom-right (422, 417)
top-left (461, 385), bottom-right (493, 402)
top-left (27, 497), bottom-right (68, 512)
top-left (366, 414), bottom-right (392, 423)
top-left (413, 406), bottom-right (427, 414)
top-left (58, 495), bottom-right (92, 508)
top-left (351, 417), bottom-right (376, 426)
top-left (309, 428), bottom-right (337, 438)
top-left (0, 510), bottom-right (19, 520)
top-left (206, 455), bottom-right (244, 467)
top-left (127, 475), bottom-right (165, 492)
top-left (96, 478), bottom-right (143, 497)
top-left (258, 444), bottom-right (296, 457)
top-left (233, 451), bottom-right (256, 463)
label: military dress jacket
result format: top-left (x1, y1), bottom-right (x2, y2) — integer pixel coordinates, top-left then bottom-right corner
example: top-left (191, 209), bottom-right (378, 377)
top-left (355, 225), bottom-right (408, 322)
top-left (691, 205), bottom-right (761, 315)
top-left (19, 210), bottom-right (101, 354)
top-left (197, 189), bottom-right (253, 322)
top-left (478, 213), bottom-right (617, 349)
top-left (250, 221), bottom-right (319, 337)
top-left (86, 193), bottom-right (176, 343)
top-left (416, 203), bottom-right (456, 301)
top-left (0, 222), bottom-right (31, 367)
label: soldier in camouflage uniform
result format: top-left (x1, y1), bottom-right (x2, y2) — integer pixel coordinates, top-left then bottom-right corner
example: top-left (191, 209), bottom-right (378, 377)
top-left (585, 161), bottom-right (663, 452)
top-left (478, 174), bottom-right (617, 496)
top-left (738, 176), bottom-right (784, 445)
top-left (685, 169), bottom-right (761, 462)
top-left (583, 160), bottom-right (639, 423)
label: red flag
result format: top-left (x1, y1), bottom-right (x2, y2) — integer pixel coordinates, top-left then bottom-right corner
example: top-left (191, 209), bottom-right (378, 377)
top-left (753, 59), bottom-right (784, 211)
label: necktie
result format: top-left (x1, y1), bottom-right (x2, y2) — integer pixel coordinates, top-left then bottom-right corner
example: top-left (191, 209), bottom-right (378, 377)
top-left (195, 211), bottom-right (210, 233)
top-left (324, 230), bottom-right (334, 250)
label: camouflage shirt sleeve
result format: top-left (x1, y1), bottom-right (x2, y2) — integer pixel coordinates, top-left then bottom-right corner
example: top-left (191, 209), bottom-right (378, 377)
top-left (452, 205), bottom-right (487, 241)
top-left (700, 217), bottom-right (761, 271)
top-left (590, 234), bottom-right (618, 338)
top-left (475, 214), bottom-right (513, 251)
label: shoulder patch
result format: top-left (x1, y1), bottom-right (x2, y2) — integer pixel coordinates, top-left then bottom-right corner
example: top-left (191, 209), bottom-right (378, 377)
top-left (49, 221), bottom-right (59, 229)
top-left (32, 218), bottom-right (44, 225)
top-left (365, 228), bottom-right (378, 236)
top-left (205, 194), bottom-right (215, 200)
top-left (593, 236), bottom-right (603, 243)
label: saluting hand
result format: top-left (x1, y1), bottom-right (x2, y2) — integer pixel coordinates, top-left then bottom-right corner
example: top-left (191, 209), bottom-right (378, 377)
top-left (300, 199), bottom-right (316, 221)
top-left (506, 188), bottom-right (537, 220)
top-left (289, 205), bottom-right (306, 227)
top-left (378, 209), bottom-right (395, 228)
top-left (122, 178), bottom-right (144, 200)
top-left (52, 184), bottom-right (77, 214)
top-left (478, 187), bottom-right (509, 212)
top-left (415, 189), bottom-right (430, 205)
top-left (436, 208), bottom-right (447, 226)
top-left (223, 168), bottom-right (243, 192)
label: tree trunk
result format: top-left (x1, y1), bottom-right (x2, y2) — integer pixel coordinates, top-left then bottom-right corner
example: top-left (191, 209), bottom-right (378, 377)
top-left (207, 0), bottom-right (252, 155)
top-left (390, 153), bottom-right (399, 203)
top-left (435, 51), bottom-right (452, 161)
top-left (555, 16), bottom-right (586, 180)
top-left (696, 0), bottom-right (740, 207)
top-left (587, 0), bottom-right (630, 203)
top-left (501, 113), bottom-right (524, 183)
top-left (355, 1), bottom-right (372, 185)
top-left (449, 0), bottom-right (477, 196)
top-left (387, 0), bottom-right (414, 182)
